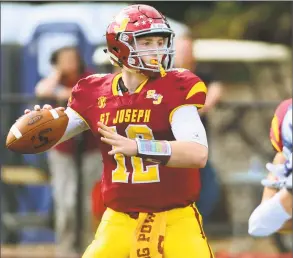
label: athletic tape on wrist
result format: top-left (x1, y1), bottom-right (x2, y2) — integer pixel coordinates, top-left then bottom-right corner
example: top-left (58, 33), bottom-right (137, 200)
top-left (135, 138), bottom-right (171, 165)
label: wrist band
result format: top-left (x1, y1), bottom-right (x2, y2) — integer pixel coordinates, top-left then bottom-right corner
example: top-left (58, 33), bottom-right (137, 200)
top-left (135, 138), bottom-right (171, 165)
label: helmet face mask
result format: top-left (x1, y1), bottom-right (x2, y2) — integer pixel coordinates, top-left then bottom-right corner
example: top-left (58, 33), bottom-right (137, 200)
top-left (121, 29), bottom-right (175, 72)
top-left (106, 5), bottom-right (176, 76)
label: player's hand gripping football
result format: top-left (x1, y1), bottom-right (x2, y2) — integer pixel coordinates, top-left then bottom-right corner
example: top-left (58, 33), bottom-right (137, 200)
top-left (24, 104), bottom-right (65, 114)
top-left (98, 122), bottom-right (138, 156)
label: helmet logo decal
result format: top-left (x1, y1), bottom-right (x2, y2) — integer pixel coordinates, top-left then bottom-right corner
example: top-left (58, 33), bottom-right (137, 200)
top-left (134, 18), bottom-right (153, 27)
top-left (114, 17), bottom-right (130, 33)
top-left (121, 34), bottom-right (129, 42)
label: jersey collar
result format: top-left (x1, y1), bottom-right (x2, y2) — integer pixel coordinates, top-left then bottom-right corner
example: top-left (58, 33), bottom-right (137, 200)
top-left (111, 73), bottom-right (148, 96)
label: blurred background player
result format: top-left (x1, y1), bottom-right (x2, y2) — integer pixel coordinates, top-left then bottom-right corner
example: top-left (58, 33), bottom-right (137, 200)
top-left (35, 46), bottom-right (103, 253)
top-left (249, 101), bottom-right (292, 236)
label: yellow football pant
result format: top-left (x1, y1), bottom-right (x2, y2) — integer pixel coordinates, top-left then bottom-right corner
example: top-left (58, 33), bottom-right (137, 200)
top-left (83, 204), bottom-right (214, 258)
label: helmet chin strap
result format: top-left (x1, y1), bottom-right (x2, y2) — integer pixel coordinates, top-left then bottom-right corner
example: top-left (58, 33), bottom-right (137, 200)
top-left (151, 59), bottom-right (166, 77)
top-left (109, 49), bottom-right (167, 78)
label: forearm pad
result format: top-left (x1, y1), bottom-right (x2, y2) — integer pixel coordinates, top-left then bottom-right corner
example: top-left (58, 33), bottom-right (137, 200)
top-left (135, 138), bottom-right (172, 165)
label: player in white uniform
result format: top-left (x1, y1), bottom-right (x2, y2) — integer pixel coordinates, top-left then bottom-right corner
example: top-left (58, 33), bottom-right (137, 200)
top-left (248, 106), bottom-right (292, 237)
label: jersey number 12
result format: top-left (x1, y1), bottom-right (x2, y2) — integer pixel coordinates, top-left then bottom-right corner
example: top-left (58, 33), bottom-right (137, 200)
top-left (111, 124), bottom-right (160, 184)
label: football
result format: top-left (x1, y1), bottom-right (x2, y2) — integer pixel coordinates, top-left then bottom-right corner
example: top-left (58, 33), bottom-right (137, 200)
top-left (6, 109), bottom-right (69, 154)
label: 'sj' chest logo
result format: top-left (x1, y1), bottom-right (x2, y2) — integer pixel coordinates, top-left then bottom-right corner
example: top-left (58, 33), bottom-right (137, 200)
top-left (146, 90), bottom-right (163, 105)
top-left (97, 96), bottom-right (107, 108)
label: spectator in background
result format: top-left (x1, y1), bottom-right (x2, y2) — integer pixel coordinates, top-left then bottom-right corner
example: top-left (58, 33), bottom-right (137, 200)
top-left (173, 20), bottom-right (223, 221)
top-left (35, 46), bottom-right (103, 254)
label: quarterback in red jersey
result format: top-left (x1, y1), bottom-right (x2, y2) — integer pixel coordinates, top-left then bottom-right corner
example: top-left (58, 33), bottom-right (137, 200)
top-left (25, 4), bottom-right (213, 258)
top-left (69, 68), bottom-right (207, 213)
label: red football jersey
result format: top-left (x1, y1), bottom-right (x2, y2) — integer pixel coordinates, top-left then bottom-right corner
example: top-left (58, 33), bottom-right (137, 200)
top-left (53, 71), bottom-right (99, 154)
top-left (270, 98), bottom-right (292, 152)
top-left (92, 180), bottom-right (106, 218)
top-left (68, 69), bottom-right (207, 213)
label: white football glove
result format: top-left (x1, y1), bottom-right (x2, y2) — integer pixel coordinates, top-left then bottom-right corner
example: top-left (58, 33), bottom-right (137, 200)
top-left (266, 154), bottom-right (292, 178)
top-left (262, 154), bottom-right (292, 189)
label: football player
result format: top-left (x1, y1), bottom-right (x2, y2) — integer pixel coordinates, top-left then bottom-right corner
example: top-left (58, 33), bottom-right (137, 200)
top-left (248, 100), bottom-right (292, 236)
top-left (261, 99), bottom-right (292, 193)
top-left (25, 4), bottom-right (213, 258)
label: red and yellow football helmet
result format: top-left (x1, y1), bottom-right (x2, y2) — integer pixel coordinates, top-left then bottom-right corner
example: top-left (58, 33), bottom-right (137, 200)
top-left (105, 4), bottom-right (175, 76)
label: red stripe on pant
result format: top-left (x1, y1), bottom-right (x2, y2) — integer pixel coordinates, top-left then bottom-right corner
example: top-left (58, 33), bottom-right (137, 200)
top-left (191, 204), bottom-right (214, 258)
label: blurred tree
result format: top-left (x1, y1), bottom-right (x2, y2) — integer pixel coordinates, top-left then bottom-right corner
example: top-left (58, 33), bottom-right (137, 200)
top-left (30, 1), bottom-right (292, 46)
top-left (183, 2), bottom-right (292, 46)
top-left (139, 1), bottom-right (215, 22)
